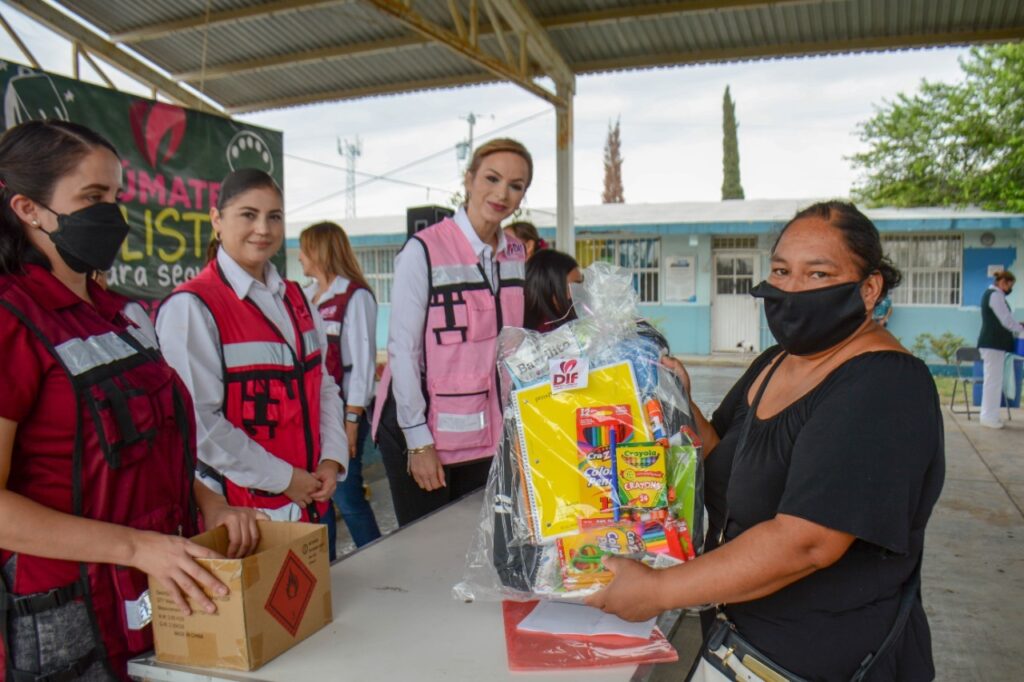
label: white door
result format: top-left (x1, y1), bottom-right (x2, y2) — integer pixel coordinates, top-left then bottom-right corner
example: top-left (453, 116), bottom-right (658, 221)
top-left (712, 252), bottom-right (760, 352)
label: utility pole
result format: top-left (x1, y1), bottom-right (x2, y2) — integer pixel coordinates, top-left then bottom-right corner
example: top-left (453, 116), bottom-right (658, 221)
top-left (455, 112), bottom-right (492, 161)
top-left (338, 136), bottom-right (362, 219)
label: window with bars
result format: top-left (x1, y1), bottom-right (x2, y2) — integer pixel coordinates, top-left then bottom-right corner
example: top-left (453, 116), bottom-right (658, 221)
top-left (576, 237), bottom-right (661, 303)
top-left (881, 234), bottom-right (962, 305)
top-left (354, 246), bottom-right (400, 304)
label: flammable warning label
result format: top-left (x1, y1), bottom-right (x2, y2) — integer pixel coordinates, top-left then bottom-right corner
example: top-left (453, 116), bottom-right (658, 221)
top-left (264, 550), bottom-right (317, 636)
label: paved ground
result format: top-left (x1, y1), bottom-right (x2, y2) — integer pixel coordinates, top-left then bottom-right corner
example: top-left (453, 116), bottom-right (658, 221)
top-left (336, 361), bottom-right (1023, 679)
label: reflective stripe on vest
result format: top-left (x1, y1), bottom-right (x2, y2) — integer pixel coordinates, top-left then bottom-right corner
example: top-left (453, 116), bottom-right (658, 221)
top-left (432, 263), bottom-right (487, 288)
top-left (499, 260), bottom-right (526, 281)
top-left (223, 341), bottom-right (295, 370)
top-left (55, 331), bottom-right (146, 376)
top-left (323, 320), bottom-right (342, 337)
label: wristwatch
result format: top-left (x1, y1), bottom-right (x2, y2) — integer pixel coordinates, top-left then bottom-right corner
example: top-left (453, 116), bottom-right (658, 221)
top-left (344, 411), bottom-right (361, 424)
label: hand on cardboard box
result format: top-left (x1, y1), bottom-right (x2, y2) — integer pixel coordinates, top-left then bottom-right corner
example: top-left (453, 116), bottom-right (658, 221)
top-left (284, 467), bottom-right (321, 507)
top-left (205, 505), bottom-right (268, 558)
top-left (131, 530), bottom-right (228, 616)
top-left (311, 460), bottom-right (341, 501)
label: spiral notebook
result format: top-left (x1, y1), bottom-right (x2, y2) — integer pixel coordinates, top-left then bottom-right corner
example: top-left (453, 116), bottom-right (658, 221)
top-left (511, 361), bottom-right (651, 543)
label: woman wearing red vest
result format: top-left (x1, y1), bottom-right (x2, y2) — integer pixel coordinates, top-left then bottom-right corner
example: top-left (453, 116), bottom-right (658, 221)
top-left (372, 138), bottom-right (530, 527)
top-left (157, 170), bottom-right (348, 527)
top-left (0, 121), bottom-right (262, 681)
top-left (298, 222), bottom-right (382, 554)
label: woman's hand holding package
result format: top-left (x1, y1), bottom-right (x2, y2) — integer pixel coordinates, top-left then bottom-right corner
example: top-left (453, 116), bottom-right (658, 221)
top-left (584, 556), bottom-right (665, 622)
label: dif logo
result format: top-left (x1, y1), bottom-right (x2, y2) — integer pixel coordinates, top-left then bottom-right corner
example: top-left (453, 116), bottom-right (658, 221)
top-left (550, 357), bottom-right (589, 393)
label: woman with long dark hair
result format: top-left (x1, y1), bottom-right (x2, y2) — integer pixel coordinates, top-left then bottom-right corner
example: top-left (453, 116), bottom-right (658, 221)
top-left (523, 249), bottom-right (582, 331)
top-left (157, 169), bottom-right (348, 527)
top-left (299, 222), bottom-right (381, 553)
top-left (0, 120), bottom-right (260, 681)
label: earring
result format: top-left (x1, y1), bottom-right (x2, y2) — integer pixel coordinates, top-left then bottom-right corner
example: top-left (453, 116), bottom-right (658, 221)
top-left (31, 220), bottom-right (39, 226)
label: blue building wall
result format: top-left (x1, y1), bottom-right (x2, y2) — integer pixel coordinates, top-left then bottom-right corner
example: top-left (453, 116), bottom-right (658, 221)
top-left (287, 214), bottom-right (1024, 356)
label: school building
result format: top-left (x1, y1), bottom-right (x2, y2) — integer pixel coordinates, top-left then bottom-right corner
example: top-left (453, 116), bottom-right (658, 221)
top-left (285, 199), bottom-right (1024, 357)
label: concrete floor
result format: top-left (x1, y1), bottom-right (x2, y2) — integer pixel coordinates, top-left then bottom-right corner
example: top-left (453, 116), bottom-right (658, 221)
top-left (334, 363), bottom-right (1023, 679)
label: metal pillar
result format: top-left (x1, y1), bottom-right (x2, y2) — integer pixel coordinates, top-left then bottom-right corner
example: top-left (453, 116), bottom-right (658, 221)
top-left (555, 80), bottom-right (574, 256)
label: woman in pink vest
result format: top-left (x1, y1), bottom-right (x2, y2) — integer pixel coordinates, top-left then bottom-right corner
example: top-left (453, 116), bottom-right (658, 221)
top-left (157, 170), bottom-right (349, 527)
top-left (299, 221), bottom-right (382, 555)
top-left (373, 138), bottom-right (530, 527)
top-left (0, 120), bottom-right (261, 681)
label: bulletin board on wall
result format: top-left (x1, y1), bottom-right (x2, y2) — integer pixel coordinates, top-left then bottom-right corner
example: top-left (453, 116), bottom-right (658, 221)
top-left (963, 247), bottom-right (1017, 306)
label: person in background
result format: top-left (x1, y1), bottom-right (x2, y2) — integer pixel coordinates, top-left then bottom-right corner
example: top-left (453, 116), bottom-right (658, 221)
top-left (503, 220), bottom-right (546, 259)
top-left (524, 249), bottom-right (582, 332)
top-left (977, 270), bottom-right (1023, 429)
top-left (373, 138), bottom-right (531, 527)
top-left (157, 169), bottom-right (348, 525)
top-left (588, 201), bottom-right (943, 681)
top-left (0, 120), bottom-right (261, 681)
top-left (299, 221), bottom-right (382, 556)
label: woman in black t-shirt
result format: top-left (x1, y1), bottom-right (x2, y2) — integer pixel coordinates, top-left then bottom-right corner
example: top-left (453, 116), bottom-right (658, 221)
top-left (587, 201), bottom-right (944, 681)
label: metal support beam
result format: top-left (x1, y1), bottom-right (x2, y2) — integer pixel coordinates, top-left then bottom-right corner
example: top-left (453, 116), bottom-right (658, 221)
top-left (71, 41), bottom-right (79, 78)
top-left (172, 35), bottom-right (422, 81)
top-left (362, 0), bottom-right (563, 107)
top-left (488, 0), bottom-right (573, 88)
top-left (167, 0), bottom-right (797, 85)
top-left (79, 47), bottom-right (116, 90)
top-left (0, 10), bottom-right (40, 68)
top-left (555, 80), bottom-right (574, 257)
top-left (7, 0), bottom-right (215, 112)
top-left (227, 72), bottom-right (495, 114)
top-left (111, 0), bottom-right (348, 43)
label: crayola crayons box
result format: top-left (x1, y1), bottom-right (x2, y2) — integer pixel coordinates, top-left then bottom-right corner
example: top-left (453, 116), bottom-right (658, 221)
top-left (149, 521), bottom-right (332, 671)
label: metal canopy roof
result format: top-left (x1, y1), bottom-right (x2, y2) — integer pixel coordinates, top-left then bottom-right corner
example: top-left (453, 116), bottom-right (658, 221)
top-left (9, 0), bottom-right (1024, 115)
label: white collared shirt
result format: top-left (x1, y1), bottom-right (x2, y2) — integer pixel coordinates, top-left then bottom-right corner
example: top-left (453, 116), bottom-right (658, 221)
top-left (156, 248), bottom-right (348, 495)
top-left (387, 207), bottom-right (507, 448)
top-left (302, 275), bottom-right (377, 409)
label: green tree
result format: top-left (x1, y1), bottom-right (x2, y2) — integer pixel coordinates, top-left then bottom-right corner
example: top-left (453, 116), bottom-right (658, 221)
top-left (602, 117), bottom-right (624, 203)
top-left (850, 43), bottom-right (1024, 212)
top-left (721, 85), bottom-right (745, 200)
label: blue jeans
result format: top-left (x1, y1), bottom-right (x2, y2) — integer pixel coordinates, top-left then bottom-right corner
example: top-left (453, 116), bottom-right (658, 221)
top-left (323, 416), bottom-right (381, 560)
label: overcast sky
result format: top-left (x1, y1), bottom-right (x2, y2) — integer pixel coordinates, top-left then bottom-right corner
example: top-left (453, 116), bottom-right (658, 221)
top-left (0, 4), bottom-right (971, 227)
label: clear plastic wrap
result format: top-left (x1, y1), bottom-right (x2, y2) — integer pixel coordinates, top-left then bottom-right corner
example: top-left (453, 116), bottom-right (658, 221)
top-left (455, 262), bottom-right (704, 603)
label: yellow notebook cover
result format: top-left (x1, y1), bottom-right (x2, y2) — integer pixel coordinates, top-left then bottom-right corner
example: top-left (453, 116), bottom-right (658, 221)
top-left (511, 361), bottom-right (651, 542)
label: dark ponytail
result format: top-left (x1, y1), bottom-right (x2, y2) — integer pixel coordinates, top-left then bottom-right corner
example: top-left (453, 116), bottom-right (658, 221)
top-left (0, 120), bottom-right (119, 274)
top-left (774, 200), bottom-right (903, 297)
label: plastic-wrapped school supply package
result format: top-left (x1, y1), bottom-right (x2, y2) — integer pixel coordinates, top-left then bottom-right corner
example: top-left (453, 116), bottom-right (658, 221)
top-left (454, 262), bottom-right (704, 603)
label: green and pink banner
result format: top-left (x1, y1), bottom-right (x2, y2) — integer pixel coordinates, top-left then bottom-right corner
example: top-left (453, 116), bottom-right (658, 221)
top-left (0, 59), bottom-right (284, 300)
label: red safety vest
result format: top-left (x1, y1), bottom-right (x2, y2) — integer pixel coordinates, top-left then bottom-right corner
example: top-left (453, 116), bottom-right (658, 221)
top-left (373, 218), bottom-right (525, 465)
top-left (314, 279), bottom-right (371, 400)
top-left (0, 269), bottom-right (197, 681)
top-left (173, 262), bottom-right (327, 522)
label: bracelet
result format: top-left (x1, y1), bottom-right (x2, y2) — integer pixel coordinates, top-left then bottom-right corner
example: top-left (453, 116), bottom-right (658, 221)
top-left (407, 445), bottom-right (434, 456)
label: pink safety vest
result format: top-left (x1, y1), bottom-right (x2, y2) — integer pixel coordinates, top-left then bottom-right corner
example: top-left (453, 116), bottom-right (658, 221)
top-left (373, 218), bottom-right (525, 465)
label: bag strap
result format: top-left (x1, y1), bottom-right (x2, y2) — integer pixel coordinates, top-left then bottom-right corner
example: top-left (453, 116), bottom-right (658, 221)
top-left (849, 557), bottom-right (922, 682)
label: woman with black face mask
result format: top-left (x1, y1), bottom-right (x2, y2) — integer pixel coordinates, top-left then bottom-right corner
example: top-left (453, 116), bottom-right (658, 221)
top-left (0, 120), bottom-right (263, 681)
top-left (587, 201), bottom-right (944, 682)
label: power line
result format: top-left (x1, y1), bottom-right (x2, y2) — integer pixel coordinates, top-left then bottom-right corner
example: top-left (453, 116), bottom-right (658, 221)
top-left (286, 108), bottom-right (552, 216)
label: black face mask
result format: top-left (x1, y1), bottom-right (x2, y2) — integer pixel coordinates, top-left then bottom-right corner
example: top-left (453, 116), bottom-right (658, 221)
top-left (751, 279), bottom-right (869, 356)
top-left (38, 202), bottom-right (130, 273)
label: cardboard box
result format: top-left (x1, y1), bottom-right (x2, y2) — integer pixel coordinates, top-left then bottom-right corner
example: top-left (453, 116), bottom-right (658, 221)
top-left (150, 521), bottom-right (332, 671)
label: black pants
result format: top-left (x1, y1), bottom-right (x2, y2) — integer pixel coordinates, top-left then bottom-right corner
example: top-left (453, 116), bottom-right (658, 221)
top-left (376, 390), bottom-right (491, 527)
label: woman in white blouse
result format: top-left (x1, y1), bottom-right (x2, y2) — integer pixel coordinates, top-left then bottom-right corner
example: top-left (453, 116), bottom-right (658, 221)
top-left (299, 222), bottom-right (381, 553)
top-left (157, 169), bottom-right (348, 524)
